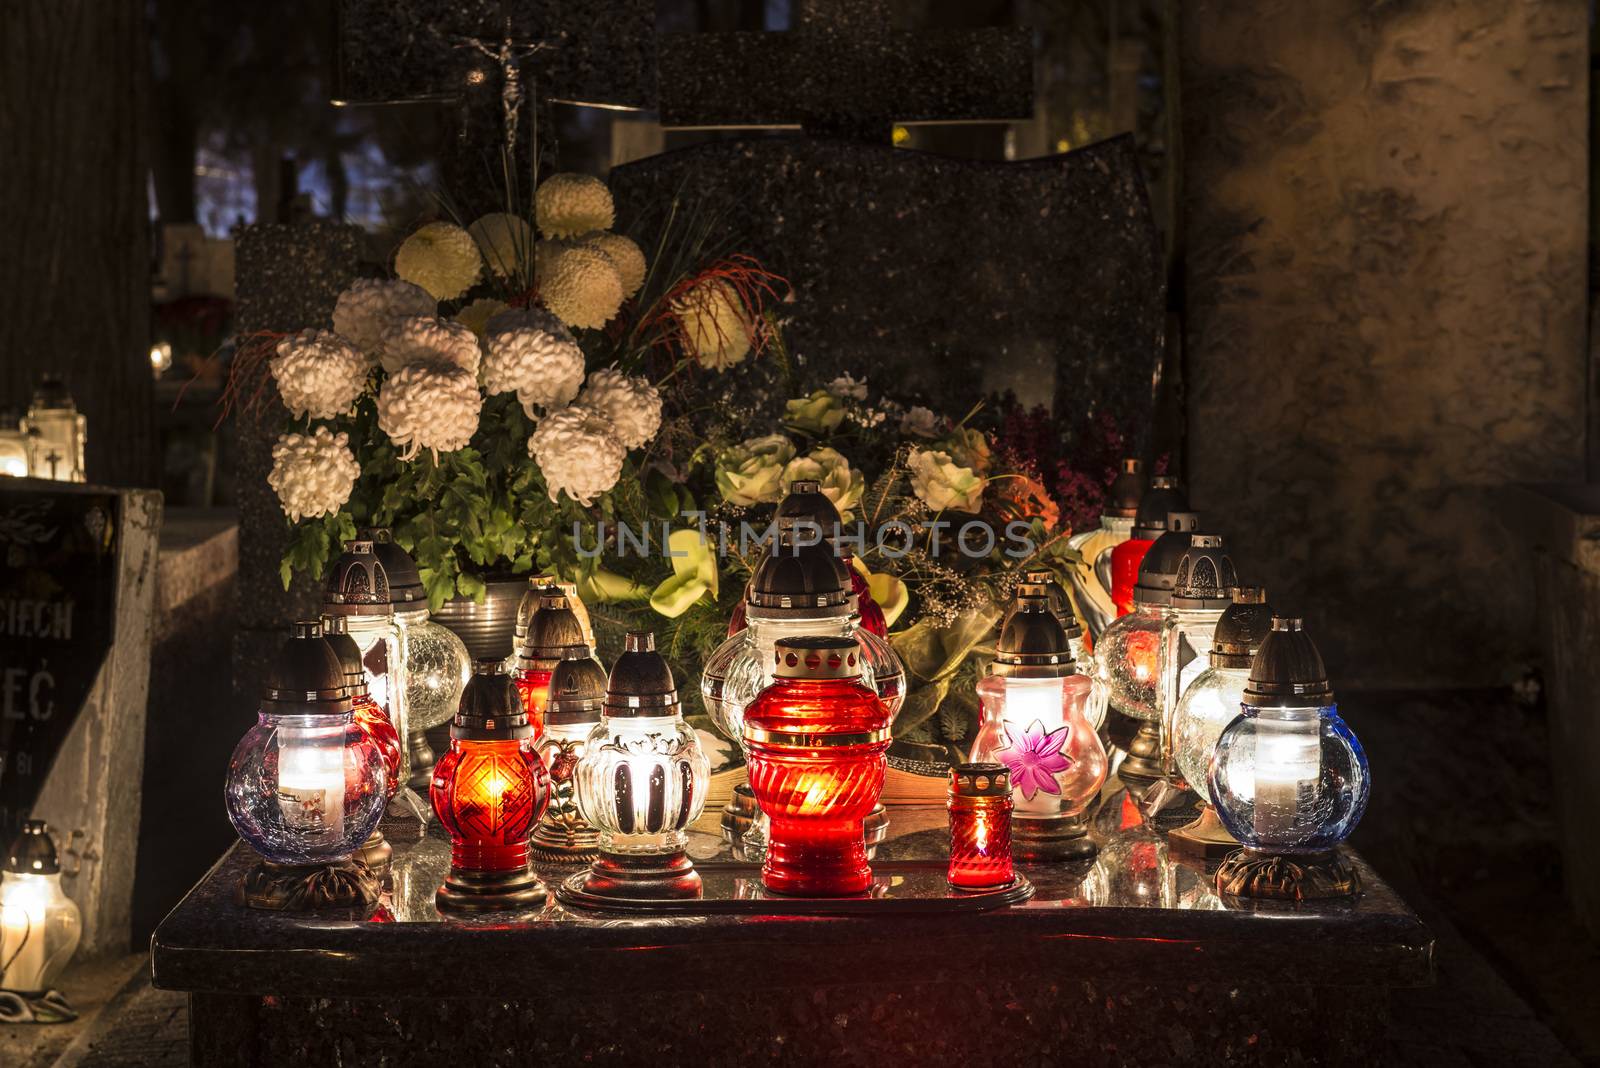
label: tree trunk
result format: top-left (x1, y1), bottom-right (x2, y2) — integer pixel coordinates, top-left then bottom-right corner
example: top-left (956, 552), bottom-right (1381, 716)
top-left (0, 1), bottom-right (153, 488)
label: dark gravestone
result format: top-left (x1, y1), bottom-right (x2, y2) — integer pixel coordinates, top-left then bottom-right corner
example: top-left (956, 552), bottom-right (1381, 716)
top-left (231, 223), bottom-right (363, 697)
top-left (333, 0), bottom-right (655, 213)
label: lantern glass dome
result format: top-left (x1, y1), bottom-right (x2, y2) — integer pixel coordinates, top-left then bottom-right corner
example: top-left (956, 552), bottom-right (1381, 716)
top-left (0, 823), bottom-right (82, 995)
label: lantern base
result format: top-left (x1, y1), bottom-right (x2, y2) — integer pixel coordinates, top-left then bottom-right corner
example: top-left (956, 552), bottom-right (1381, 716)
top-left (863, 804), bottom-right (889, 858)
top-left (530, 814), bottom-right (601, 862)
top-left (436, 865), bottom-right (548, 911)
top-left (1167, 803), bottom-right (1240, 862)
top-left (354, 829), bottom-right (393, 875)
top-left (1013, 812), bottom-right (1097, 861)
top-left (406, 729), bottom-right (436, 793)
top-left (236, 860), bottom-right (380, 911)
top-left (1116, 721), bottom-right (1164, 796)
top-left (720, 781), bottom-right (759, 843)
top-left (578, 849), bottom-right (703, 901)
top-left (1215, 848), bottom-right (1362, 901)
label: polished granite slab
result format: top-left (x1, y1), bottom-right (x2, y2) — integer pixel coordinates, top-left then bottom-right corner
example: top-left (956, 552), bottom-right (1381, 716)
top-left (152, 796), bottom-right (1433, 1065)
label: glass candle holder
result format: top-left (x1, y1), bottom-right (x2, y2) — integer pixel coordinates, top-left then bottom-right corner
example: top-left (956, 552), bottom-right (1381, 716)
top-left (531, 651), bottom-right (609, 861)
top-left (574, 632), bottom-right (709, 900)
top-left (323, 540), bottom-right (410, 795)
top-left (226, 623), bottom-right (386, 909)
top-left (1211, 618), bottom-right (1370, 899)
top-left (514, 593), bottom-right (591, 735)
top-left (0, 413), bottom-right (28, 478)
top-left (322, 615), bottom-right (402, 872)
top-left (947, 763), bottom-right (1014, 890)
top-left (0, 822), bottom-right (81, 996)
top-left (1157, 534), bottom-right (1240, 781)
top-left (1107, 475), bottom-right (1185, 617)
top-left (21, 375), bottom-right (85, 482)
top-left (431, 660), bottom-right (550, 910)
top-left (744, 637), bottom-right (892, 896)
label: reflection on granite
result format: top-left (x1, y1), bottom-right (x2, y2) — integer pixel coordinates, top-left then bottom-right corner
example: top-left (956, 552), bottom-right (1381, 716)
top-left (157, 799), bottom-right (1431, 1066)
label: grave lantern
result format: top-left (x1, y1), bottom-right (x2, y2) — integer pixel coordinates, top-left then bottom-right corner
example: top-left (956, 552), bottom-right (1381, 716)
top-left (1210, 618), bottom-right (1371, 900)
top-left (1064, 458), bottom-right (1143, 636)
top-left (744, 637), bottom-right (892, 896)
top-left (322, 540), bottom-right (409, 792)
top-left (0, 822), bottom-right (81, 998)
top-left (946, 763), bottom-right (1014, 891)
top-left (514, 574), bottom-right (594, 654)
top-left (22, 375), bottom-right (86, 482)
top-left (971, 588), bottom-right (1107, 860)
top-left (1095, 511), bottom-right (1199, 795)
top-left (321, 615), bottom-right (403, 872)
top-left (513, 593), bottom-right (590, 733)
top-left (1157, 533), bottom-right (1241, 779)
top-left (574, 632), bottom-right (710, 900)
top-left (531, 648), bottom-right (609, 861)
top-left (1168, 587), bottom-right (1273, 860)
top-left (1108, 476), bottom-right (1186, 617)
top-left (225, 623), bottom-right (386, 909)
top-left (0, 411), bottom-right (29, 477)
top-left (431, 660), bottom-right (550, 911)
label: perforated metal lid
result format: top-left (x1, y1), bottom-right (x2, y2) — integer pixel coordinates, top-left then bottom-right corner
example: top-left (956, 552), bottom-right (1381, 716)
top-left (1243, 618), bottom-right (1334, 708)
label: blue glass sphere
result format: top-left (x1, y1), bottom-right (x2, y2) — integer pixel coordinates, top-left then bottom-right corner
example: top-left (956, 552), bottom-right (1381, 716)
top-left (1207, 704), bottom-right (1369, 853)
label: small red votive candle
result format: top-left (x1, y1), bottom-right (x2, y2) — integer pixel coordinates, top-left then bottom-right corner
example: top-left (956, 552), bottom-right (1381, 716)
top-left (947, 762), bottom-right (1014, 891)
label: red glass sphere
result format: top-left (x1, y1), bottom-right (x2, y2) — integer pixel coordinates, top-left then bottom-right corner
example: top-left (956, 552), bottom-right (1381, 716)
top-left (351, 693), bottom-right (402, 802)
top-left (431, 738), bottom-right (549, 873)
top-left (744, 642), bottom-right (891, 896)
top-left (1109, 536), bottom-right (1154, 617)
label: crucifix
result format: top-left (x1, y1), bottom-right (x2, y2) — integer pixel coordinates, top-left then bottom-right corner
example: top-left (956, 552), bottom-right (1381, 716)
top-left (657, 0), bottom-right (1033, 142)
top-left (331, 0), bottom-right (655, 213)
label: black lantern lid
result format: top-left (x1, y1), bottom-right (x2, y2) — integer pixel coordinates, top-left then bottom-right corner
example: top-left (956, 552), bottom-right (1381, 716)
top-left (318, 614), bottom-right (368, 696)
top-left (1170, 533), bottom-right (1240, 610)
top-left (775, 479), bottom-right (842, 536)
top-left (517, 594), bottom-right (590, 665)
top-left (950, 762), bottom-right (1011, 798)
top-left (514, 574), bottom-right (563, 640)
top-left (261, 621), bottom-right (352, 716)
top-left (604, 631), bottom-right (680, 717)
top-left (5, 820), bottom-right (59, 875)
top-left (1211, 586), bottom-right (1273, 668)
top-left (747, 538), bottom-right (853, 616)
top-left (31, 373), bottom-right (74, 411)
top-left (1019, 570), bottom-right (1082, 640)
top-left (1243, 617), bottom-right (1334, 708)
top-left (1105, 459), bottom-right (1145, 518)
top-left (991, 594), bottom-right (1074, 678)
top-left (452, 659), bottom-right (532, 740)
top-left (322, 540), bottom-right (395, 617)
top-left (357, 527), bottom-right (425, 605)
top-left (1132, 476), bottom-right (1187, 537)
top-left (1132, 512), bottom-right (1201, 607)
top-left (546, 655), bottom-right (609, 725)
top-left (773, 635), bottom-right (862, 680)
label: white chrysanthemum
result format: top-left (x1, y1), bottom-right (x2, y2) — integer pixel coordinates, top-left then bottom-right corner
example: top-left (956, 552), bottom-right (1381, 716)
top-left (541, 244), bottom-right (624, 329)
top-left (467, 213), bottom-right (534, 278)
top-left (331, 279), bottom-right (436, 358)
top-left (675, 279), bottom-right (752, 371)
top-left (577, 366), bottom-right (661, 450)
top-left (378, 315), bottom-right (482, 376)
top-left (534, 239), bottom-right (566, 285)
top-left (269, 329), bottom-right (369, 420)
top-left (481, 307), bottom-right (585, 404)
top-left (454, 298), bottom-right (511, 338)
top-left (268, 426), bottom-right (360, 521)
top-left (908, 449), bottom-right (985, 513)
top-left (536, 173), bottom-right (615, 239)
top-left (394, 221), bottom-right (483, 301)
top-left (580, 231), bottom-right (647, 297)
top-left (376, 360), bottom-right (482, 459)
top-left (528, 405), bottom-right (626, 506)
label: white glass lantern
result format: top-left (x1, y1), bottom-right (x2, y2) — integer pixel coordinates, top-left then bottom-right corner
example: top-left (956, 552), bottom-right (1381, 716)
top-left (322, 540), bottom-right (410, 797)
top-left (0, 822), bottom-right (81, 995)
top-left (22, 376), bottom-right (86, 482)
top-left (1156, 534), bottom-right (1240, 779)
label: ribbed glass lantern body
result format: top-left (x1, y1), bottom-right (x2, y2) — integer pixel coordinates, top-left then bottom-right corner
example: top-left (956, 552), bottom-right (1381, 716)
top-left (0, 873), bottom-right (80, 993)
top-left (1208, 704), bottom-right (1370, 854)
top-left (431, 738), bottom-right (548, 872)
top-left (970, 675), bottom-right (1107, 820)
top-left (947, 787), bottom-right (1013, 890)
top-left (400, 612), bottom-right (471, 733)
top-left (225, 712), bottom-right (387, 865)
top-left (1171, 665), bottom-right (1249, 795)
top-left (351, 693), bottom-right (402, 802)
top-left (744, 676), bottom-right (891, 896)
top-left (574, 714), bottom-right (709, 857)
top-left (1094, 603), bottom-right (1167, 722)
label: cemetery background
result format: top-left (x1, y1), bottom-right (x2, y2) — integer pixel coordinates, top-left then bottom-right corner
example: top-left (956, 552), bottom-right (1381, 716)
top-left (0, 0), bottom-right (1598, 1063)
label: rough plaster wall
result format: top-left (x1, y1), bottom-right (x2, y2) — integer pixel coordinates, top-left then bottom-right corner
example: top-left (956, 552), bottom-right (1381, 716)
top-left (1180, 0), bottom-right (1588, 687)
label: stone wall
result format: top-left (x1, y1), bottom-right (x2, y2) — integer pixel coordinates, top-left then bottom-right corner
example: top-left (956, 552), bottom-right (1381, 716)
top-left (1179, 0), bottom-right (1588, 686)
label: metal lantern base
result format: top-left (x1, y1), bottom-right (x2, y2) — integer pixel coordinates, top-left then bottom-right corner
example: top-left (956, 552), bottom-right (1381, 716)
top-left (530, 815), bottom-right (601, 863)
top-left (435, 864), bottom-right (547, 912)
top-left (1013, 812), bottom-right (1097, 861)
top-left (1215, 848), bottom-right (1362, 901)
top-left (1167, 803), bottom-right (1240, 862)
top-left (236, 860), bottom-right (380, 911)
top-left (577, 849), bottom-right (703, 901)
top-left (354, 829), bottom-right (393, 875)
top-left (722, 782), bottom-right (889, 858)
top-left (1116, 720), bottom-right (1164, 796)
top-left (406, 730), bottom-right (436, 793)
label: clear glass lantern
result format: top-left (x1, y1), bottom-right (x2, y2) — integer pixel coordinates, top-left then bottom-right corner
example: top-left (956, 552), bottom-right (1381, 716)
top-left (1156, 533), bottom-right (1240, 778)
top-left (970, 591), bottom-right (1107, 859)
top-left (573, 632), bottom-right (710, 900)
top-left (531, 654), bottom-right (609, 860)
top-left (322, 540), bottom-right (410, 797)
top-left (21, 376), bottom-right (86, 482)
top-left (0, 412), bottom-right (29, 478)
top-left (1064, 458), bottom-right (1142, 639)
top-left (1210, 618), bottom-right (1370, 899)
top-left (224, 624), bottom-right (387, 868)
top-left (0, 822), bottom-right (81, 995)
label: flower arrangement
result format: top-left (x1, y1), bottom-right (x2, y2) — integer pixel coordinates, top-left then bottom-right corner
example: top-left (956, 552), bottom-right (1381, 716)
top-left (242, 171), bottom-right (1083, 763)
